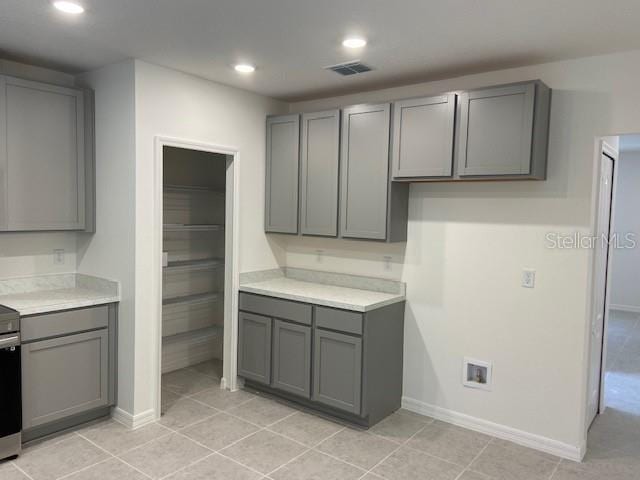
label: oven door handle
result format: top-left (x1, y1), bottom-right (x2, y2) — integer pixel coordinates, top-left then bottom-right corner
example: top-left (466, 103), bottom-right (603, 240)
top-left (0, 334), bottom-right (19, 348)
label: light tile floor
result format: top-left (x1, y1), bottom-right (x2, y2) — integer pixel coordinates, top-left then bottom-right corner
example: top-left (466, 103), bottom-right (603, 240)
top-left (4, 331), bottom-right (640, 480)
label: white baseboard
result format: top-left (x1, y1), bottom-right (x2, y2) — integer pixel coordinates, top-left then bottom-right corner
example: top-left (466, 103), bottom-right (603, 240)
top-left (610, 304), bottom-right (640, 314)
top-left (401, 397), bottom-right (584, 462)
top-left (111, 407), bottom-right (157, 430)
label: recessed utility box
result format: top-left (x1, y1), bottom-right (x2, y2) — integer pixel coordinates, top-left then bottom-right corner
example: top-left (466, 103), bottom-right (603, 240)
top-left (463, 357), bottom-right (492, 391)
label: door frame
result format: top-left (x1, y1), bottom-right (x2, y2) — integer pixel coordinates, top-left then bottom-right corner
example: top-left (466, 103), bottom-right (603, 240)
top-left (152, 136), bottom-right (241, 420)
top-left (584, 139), bottom-right (618, 433)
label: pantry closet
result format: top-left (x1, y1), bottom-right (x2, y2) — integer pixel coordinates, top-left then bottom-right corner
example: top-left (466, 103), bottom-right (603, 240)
top-left (161, 146), bottom-right (227, 383)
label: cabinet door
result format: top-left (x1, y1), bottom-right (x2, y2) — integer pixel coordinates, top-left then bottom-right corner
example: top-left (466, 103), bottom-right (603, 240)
top-left (272, 320), bottom-right (311, 398)
top-left (2, 76), bottom-right (85, 230)
top-left (238, 312), bottom-right (272, 384)
top-left (457, 83), bottom-right (535, 176)
top-left (313, 329), bottom-right (362, 414)
top-left (300, 110), bottom-right (339, 237)
top-left (340, 104), bottom-right (390, 240)
top-left (392, 94), bottom-right (456, 178)
top-left (22, 329), bottom-right (108, 429)
top-left (265, 114), bottom-right (300, 234)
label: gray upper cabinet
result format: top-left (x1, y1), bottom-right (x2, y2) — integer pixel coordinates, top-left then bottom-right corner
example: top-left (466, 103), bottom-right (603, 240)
top-left (271, 319), bottom-right (311, 398)
top-left (392, 94), bottom-right (456, 179)
top-left (265, 114), bottom-right (300, 234)
top-left (456, 80), bottom-right (550, 179)
top-left (238, 311), bottom-right (272, 385)
top-left (0, 75), bottom-right (93, 231)
top-left (300, 110), bottom-right (340, 237)
top-left (340, 104), bottom-right (408, 241)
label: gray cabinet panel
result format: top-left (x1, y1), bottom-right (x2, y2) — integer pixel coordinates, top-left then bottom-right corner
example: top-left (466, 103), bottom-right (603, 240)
top-left (22, 329), bottom-right (109, 429)
top-left (300, 110), bottom-right (340, 237)
top-left (272, 320), bottom-right (311, 398)
top-left (458, 83), bottom-right (535, 176)
top-left (265, 114), bottom-right (300, 234)
top-left (313, 329), bottom-right (362, 414)
top-left (2, 76), bottom-right (85, 230)
top-left (21, 305), bottom-right (109, 342)
top-left (238, 312), bottom-right (272, 384)
top-left (392, 94), bottom-right (456, 179)
top-left (0, 76), bottom-right (6, 230)
top-left (239, 293), bottom-right (312, 325)
top-left (340, 104), bottom-right (391, 240)
top-left (315, 306), bottom-right (362, 335)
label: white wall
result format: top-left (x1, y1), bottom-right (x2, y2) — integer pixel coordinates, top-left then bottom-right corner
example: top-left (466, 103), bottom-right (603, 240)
top-left (0, 59), bottom-right (78, 278)
top-left (76, 60), bottom-right (137, 413)
top-left (610, 150), bottom-right (640, 312)
top-left (132, 60), bottom-right (286, 415)
top-left (273, 50), bottom-right (640, 453)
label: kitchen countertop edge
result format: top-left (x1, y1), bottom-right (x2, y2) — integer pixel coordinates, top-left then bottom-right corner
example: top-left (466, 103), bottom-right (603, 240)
top-left (238, 284), bottom-right (405, 312)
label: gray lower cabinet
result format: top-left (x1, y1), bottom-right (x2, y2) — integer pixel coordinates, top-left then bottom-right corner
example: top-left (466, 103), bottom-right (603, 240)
top-left (238, 311), bottom-right (272, 384)
top-left (22, 329), bottom-right (108, 429)
top-left (265, 114), bottom-right (300, 234)
top-left (300, 110), bottom-right (340, 237)
top-left (340, 104), bottom-right (408, 241)
top-left (237, 292), bottom-right (404, 427)
top-left (272, 319), bottom-right (311, 398)
top-left (392, 94), bottom-right (456, 179)
top-left (457, 80), bottom-right (550, 179)
top-left (0, 74), bottom-right (94, 232)
top-left (20, 303), bottom-right (117, 441)
top-left (313, 329), bottom-right (362, 414)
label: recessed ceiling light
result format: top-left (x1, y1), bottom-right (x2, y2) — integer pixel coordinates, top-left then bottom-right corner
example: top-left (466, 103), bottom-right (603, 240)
top-left (53, 1), bottom-right (85, 14)
top-left (342, 37), bottom-right (367, 48)
top-left (234, 64), bottom-right (255, 73)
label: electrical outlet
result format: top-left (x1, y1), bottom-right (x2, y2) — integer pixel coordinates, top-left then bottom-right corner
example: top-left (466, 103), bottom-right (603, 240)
top-left (522, 269), bottom-right (536, 288)
top-left (316, 249), bottom-right (324, 263)
top-left (383, 255), bottom-right (392, 271)
top-left (53, 249), bottom-right (65, 265)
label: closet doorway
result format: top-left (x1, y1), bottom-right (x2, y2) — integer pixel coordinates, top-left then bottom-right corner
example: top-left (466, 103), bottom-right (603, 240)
top-left (153, 138), bottom-right (239, 420)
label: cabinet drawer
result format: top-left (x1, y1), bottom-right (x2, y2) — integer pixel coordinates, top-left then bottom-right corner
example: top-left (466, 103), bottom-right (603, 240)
top-left (22, 305), bottom-right (109, 342)
top-left (315, 306), bottom-right (363, 335)
top-left (239, 293), bottom-right (312, 325)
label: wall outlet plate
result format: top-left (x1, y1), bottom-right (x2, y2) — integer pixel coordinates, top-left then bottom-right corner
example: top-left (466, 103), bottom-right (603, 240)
top-left (53, 249), bottom-right (65, 265)
top-left (522, 269), bottom-right (536, 288)
top-left (463, 357), bottom-right (492, 391)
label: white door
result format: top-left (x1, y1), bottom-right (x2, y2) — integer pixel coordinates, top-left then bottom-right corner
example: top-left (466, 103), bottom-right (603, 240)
top-left (587, 152), bottom-right (614, 426)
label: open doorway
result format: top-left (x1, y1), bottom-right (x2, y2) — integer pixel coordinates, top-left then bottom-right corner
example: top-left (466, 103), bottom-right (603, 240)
top-left (602, 135), bottom-right (640, 417)
top-left (153, 140), bottom-right (240, 421)
top-left (587, 134), bottom-right (640, 453)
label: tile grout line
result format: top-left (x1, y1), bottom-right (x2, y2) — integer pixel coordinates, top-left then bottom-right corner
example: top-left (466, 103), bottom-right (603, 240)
top-left (156, 452), bottom-right (218, 480)
top-left (216, 450), bottom-right (276, 478)
top-left (48, 432), bottom-right (117, 480)
top-left (547, 457), bottom-right (563, 480)
top-left (452, 437), bottom-right (494, 480)
top-left (266, 425), bottom-right (349, 477)
top-left (55, 457), bottom-right (116, 480)
top-left (355, 418), bottom-right (434, 479)
top-left (9, 462), bottom-right (36, 480)
top-left (76, 431), bottom-right (155, 480)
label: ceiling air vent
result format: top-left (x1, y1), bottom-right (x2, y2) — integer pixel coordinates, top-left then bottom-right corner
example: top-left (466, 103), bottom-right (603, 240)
top-left (325, 60), bottom-right (373, 76)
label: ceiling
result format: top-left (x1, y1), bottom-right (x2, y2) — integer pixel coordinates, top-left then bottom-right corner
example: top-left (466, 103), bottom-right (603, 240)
top-left (3, 0), bottom-right (640, 101)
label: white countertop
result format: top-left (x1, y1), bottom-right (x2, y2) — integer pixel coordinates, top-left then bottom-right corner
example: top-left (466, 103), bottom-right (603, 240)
top-left (239, 276), bottom-right (405, 312)
top-left (0, 273), bottom-right (120, 316)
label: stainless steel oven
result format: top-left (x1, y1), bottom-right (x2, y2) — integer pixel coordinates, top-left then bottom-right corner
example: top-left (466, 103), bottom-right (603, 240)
top-left (0, 305), bottom-right (21, 460)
